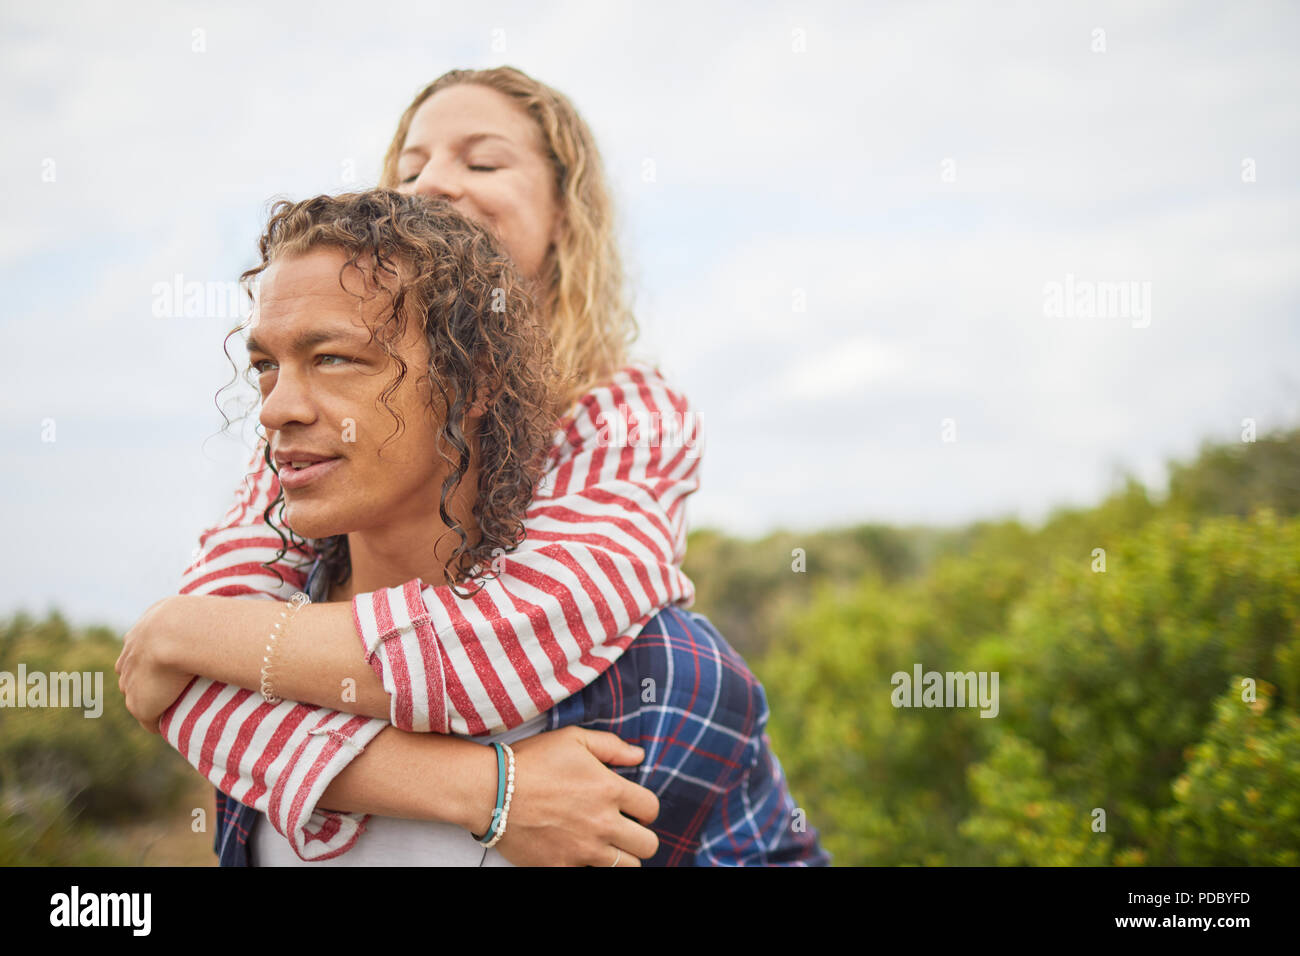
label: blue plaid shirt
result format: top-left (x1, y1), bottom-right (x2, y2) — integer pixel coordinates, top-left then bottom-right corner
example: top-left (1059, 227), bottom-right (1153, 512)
top-left (214, 561), bottom-right (829, 866)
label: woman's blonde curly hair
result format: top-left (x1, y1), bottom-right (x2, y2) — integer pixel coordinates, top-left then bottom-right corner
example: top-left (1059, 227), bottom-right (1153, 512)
top-left (380, 66), bottom-right (637, 412)
top-left (237, 189), bottom-right (559, 595)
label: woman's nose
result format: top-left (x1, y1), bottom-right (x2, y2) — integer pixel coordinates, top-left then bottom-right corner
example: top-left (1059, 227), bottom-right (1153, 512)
top-left (411, 158), bottom-right (464, 203)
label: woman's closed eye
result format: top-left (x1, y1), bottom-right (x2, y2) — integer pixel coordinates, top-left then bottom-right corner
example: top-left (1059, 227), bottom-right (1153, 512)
top-left (399, 163), bottom-right (499, 184)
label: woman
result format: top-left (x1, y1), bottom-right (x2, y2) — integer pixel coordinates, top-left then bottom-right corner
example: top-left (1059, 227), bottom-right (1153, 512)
top-left (118, 68), bottom-right (822, 865)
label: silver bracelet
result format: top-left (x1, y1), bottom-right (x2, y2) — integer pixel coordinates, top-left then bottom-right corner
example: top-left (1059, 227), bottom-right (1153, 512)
top-left (260, 591), bottom-right (310, 704)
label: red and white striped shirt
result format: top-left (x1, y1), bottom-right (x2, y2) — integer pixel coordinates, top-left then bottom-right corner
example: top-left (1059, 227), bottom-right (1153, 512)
top-left (163, 362), bottom-right (702, 860)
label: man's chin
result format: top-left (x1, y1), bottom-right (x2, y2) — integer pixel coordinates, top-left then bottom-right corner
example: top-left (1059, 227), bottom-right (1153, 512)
top-left (282, 502), bottom-right (345, 542)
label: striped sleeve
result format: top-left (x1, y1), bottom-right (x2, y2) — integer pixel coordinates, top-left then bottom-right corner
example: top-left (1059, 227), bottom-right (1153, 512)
top-left (353, 363), bottom-right (703, 736)
top-left (165, 443), bottom-right (388, 861)
top-left (161, 677), bottom-right (387, 861)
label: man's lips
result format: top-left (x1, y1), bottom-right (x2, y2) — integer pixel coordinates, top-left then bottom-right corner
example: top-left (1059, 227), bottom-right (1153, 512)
top-left (276, 456), bottom-right (343, 491)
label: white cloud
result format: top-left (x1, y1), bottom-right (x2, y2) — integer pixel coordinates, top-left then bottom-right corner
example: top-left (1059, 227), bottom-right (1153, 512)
top-left (775, 338), bottom-right (910, 401)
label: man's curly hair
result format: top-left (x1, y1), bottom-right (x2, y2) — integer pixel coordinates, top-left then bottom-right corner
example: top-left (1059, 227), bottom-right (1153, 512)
top-left (236, 189), bottom-right (559, 596)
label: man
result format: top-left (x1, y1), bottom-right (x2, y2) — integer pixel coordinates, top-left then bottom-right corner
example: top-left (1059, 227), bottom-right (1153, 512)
top-left (117, 189), bottom-right (828, 865)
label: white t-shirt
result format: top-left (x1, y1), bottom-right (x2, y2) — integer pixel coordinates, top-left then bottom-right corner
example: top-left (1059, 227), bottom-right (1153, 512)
top-left (251, 559), bottom-right (549, 866)
top-left (250, 711), bottom-right (548, 867)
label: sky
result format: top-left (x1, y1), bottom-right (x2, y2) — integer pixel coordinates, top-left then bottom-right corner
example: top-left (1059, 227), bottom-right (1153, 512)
top-left (2, 0), bottom-right (1297, 630)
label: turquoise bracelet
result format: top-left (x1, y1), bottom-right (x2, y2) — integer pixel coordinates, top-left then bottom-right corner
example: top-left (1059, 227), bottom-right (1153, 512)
top-left (472, 742), bottom-right (507, 844)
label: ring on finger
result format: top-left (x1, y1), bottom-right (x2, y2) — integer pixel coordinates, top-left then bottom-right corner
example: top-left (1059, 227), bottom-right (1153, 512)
top-left (610, 848), bottom-right (622, 867)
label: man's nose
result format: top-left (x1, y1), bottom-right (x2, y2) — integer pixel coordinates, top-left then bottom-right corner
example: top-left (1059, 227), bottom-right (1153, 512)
top-left (258, 367), bottom-right (317, 433)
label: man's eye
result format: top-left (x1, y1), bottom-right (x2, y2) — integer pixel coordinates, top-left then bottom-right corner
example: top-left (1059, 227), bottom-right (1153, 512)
top-left (318, 354), bottom-right (353, 366)
top-left (250, 359), bottom-right (276, 374)
top-left (468, 165), bottom-right (497, 172)
top-left (399, 173), bottom-right (418, 184)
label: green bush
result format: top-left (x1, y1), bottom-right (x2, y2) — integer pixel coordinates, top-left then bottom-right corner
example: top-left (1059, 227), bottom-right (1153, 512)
top-left (994, 511), bottom-right (1299, 856)
top-left (960, 733), bottom-right (1112, 866)
top-left (1154, 680), bottom-right (1300, 866)
top-left (754, 430), bottom-right (1300, 865)
top-left (0, 611), bottom-right (195, 863)
top-left (0, 784), bottom-right (122, 866)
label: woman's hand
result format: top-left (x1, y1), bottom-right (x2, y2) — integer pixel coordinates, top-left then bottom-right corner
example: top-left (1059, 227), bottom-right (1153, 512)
top-left (114, 596), bottom-right (196, 735)
top-left (488, 726), bottom-right (661, 867)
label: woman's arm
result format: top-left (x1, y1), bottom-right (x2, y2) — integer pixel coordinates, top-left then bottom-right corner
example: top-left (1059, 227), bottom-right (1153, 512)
top-left (153, 365), bottom-right (701, 729)
top-left (124, 597), bottom-right (393, 724)
top-left (157, 364), bottom-right (699, 856)
top-left (357, 363), bottom-right (702, 735)
top-left (161, 673), bottom-right (659, 866)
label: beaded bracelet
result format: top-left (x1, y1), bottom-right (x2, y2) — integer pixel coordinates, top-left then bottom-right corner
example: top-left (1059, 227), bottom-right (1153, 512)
top-left (260, 591), bottom-right (311, 704)
top-left (481, 743), bottom-right (516, 849)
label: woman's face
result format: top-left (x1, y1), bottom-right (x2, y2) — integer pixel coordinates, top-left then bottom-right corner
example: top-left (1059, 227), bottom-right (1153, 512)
top-left (394, 84), bottom-right (563, 285)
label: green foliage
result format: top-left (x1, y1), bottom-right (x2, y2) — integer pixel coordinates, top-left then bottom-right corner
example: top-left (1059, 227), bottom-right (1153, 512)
top-left (979, 510), bottom-right (1299, 857)
top-left (1155, 680), bottom-right (1300, 866)
top-left (0, 611), bottom-right (195, 864)
top-left (1166, 428), bottom-right (1300, 520)
top-left (745, 428), bottom-right (1300, 865)
top-left (684, 523), bottom-right (954, 659)
top-left (0, 785), bottom-right (122, 866)
top-left (761, 576), bottom-right (981, 865)
top-left (960, 733), bottom-right (1112, 866)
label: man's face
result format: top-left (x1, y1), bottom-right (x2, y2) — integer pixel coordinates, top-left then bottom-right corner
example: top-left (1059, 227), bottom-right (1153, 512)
top-left (246, 247), bottom-right (456, 541)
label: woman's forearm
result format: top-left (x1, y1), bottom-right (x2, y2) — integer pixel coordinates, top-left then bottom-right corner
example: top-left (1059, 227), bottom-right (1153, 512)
top-left (316, 725), bottom-right (497, 834)
top-left (155, 597), bottom-right (500, 837)
top-left (162, 596), bottom-right (392, 720)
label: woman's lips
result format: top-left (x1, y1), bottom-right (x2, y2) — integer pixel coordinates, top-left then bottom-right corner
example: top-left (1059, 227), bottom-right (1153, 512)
top-left (278, 457), bottom-right (342, 491)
